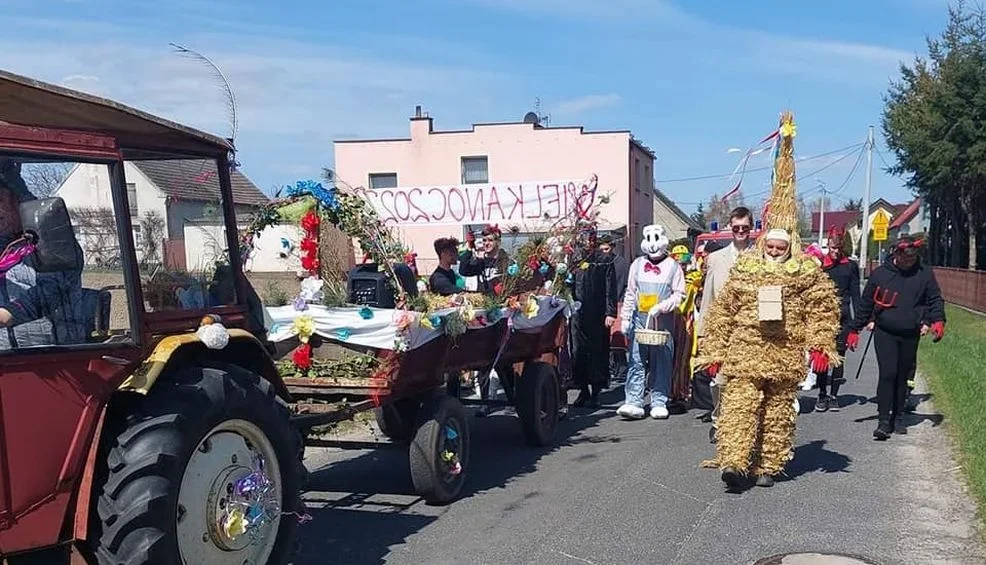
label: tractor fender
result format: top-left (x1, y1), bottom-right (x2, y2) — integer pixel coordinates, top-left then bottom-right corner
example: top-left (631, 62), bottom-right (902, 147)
top-left (118, 329), bottom-right (291, 401)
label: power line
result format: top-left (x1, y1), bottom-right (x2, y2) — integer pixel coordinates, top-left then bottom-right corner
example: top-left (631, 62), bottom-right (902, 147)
top-left (656, 142), bottom-right (865, 184)
top-left (874, 145), bottom-right (895, 170)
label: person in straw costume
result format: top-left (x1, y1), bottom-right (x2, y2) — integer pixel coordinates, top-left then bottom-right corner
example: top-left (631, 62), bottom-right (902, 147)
top-left (694, 112), bottom-right (842, 490)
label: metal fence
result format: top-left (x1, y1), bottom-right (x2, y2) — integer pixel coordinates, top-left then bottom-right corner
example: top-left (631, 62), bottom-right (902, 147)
top-left (932, 267), bottom-right (986, 313)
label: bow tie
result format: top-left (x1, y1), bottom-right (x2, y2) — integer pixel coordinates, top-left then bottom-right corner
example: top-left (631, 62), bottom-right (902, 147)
top-left (644, 262), bottom-right (661, 274)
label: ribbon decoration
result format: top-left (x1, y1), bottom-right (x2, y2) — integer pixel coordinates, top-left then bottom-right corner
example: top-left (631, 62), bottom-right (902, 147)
top-left (721, 129), bottom-right (780, 203)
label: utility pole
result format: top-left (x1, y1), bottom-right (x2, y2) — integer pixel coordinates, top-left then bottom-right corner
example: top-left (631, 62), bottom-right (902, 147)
top-left (817, 180), bottom-right (827, 246)
top-left (859, 126), bottom-right (874, 280)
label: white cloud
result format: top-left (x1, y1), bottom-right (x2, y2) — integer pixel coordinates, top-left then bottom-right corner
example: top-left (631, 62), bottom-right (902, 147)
top-left (554, 93), bottom-right (622, 115)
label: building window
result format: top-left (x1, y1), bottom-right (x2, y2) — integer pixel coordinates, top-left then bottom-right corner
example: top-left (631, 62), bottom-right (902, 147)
top-left (644, 163), bottom-right (652, 191)
top-left (461, 156), bottom-right (488, 184)
top-left (127, 182), bottom-right (138, 217)
top-left (634, 158), bottom-right (641, 192)
top-left (369, 173), bottom-right (398, 189)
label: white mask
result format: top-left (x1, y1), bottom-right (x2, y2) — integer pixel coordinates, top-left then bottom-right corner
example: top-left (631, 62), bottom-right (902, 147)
top-left (640, 224), bottom-right (669, 259)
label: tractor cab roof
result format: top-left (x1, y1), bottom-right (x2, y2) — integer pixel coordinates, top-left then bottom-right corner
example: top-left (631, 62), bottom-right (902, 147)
top-left (0, 69), bottom-right (232, 160)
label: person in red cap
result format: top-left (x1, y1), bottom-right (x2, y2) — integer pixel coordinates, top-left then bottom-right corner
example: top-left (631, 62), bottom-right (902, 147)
top-left (814, 227), bottom-right (861, 412)
top-left (846, 233), bottom-right (945, 440)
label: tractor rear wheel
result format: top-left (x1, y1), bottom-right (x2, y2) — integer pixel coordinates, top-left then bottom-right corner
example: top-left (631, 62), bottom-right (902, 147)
top-left (90, 364), bottom-right (306, 565)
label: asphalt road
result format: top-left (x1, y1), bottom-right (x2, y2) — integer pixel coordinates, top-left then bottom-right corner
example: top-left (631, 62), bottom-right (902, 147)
top-left (294, 343), bottom-right (984, 565)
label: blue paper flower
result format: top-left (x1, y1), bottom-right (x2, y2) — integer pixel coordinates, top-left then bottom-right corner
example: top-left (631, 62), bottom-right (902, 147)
top-left (538, 263), bottom-right (549, 275)
top-left (359, 306), bottom-right (374, 320)
top-left (429, 315), bottom-right (443, 328)
top-left (565, 273), bottom-right (573, 284)
top-left (507, 263), bottom-right (520, 276)
top-left (445, 426), bottom-right (458, 440)
top-left (292, 296), bottom-right (308, 311)
top-left (334, 328), bottom-right (351, 341)
top-left (287, 179), bottom-right (340, 211)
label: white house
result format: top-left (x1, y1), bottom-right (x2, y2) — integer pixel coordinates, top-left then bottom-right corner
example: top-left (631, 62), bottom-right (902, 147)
top-left (57, 160), bottom-right (269, 270)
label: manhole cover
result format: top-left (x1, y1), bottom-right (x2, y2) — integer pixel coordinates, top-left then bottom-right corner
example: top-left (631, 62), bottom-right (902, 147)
top-left (755, 553), bottom-right (881, 565)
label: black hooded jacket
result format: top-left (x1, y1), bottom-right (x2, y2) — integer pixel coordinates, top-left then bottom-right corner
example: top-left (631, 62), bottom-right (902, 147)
top-left (823, 258), bottom-right (861, 325)
top-left (852, 258), bottom-right (945, 336)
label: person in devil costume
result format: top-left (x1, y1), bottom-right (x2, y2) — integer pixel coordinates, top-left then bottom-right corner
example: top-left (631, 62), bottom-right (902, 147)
top-left (846, 233), bottom-right (945, 440)
top-left (814, 227), bottom-right (861, 413)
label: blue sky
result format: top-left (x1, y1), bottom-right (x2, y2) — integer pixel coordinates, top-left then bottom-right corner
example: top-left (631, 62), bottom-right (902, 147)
top-left (0, 0), bottom-right (952, 213)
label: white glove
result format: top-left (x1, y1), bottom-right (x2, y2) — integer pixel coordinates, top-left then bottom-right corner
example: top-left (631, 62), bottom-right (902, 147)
top-left (620, 319), bottom-right (630, 335)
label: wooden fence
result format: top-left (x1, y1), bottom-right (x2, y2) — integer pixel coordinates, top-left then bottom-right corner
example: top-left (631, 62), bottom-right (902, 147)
top-left (932, 267), bottom-right (986, 313)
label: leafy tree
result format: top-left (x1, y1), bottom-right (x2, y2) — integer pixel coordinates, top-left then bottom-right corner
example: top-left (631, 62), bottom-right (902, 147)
top-left (883, 1), bottom-right (986, 269)
top-left (703, 193), bottom-right (746, 229)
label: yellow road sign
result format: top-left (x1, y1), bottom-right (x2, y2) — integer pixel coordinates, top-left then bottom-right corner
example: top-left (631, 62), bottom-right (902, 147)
top-left (872, 209), bottom-right (890, 241)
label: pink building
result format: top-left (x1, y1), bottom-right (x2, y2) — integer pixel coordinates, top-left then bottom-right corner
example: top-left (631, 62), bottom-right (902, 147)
top-left (334, 109), bottom-right (657, 272)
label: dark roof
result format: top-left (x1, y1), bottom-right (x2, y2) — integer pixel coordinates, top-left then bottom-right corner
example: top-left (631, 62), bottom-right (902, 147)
top-left (653, 188), bottom-right (702, 230)
top-left (0, 69), bottom-right (231, 159)
top-left (890, 198), bottom-right (921, 229)
top-left (811, 210), bottom-right (860, 233)
top-left (132, 160), bottom-right (268, 206)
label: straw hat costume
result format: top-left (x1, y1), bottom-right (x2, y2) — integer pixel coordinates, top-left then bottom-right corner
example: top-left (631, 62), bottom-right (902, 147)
top-left (694, 112), bottom-right (841, 487)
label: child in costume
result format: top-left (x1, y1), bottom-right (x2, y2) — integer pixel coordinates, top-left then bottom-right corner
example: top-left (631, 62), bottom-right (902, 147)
top-left (616, 224), bottom-right (686, 420)
top-left (815, 227), bottom-right (861, 412)
top-left (695, 112), bottom-right (842, 490)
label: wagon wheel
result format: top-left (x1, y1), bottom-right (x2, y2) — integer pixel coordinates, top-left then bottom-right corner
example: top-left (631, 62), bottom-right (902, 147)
top-left (374, 397), bottom-right (421, 444)
top-left (516, 361), bottom-right (560, 447)
top-left (409, 394), bottom-right (470, 504)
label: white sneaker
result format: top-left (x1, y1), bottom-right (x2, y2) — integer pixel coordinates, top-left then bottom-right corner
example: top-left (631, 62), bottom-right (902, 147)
top-left (650, 405), bottom-right (670, 419)
top-left (793, 398), bottom-right (801, 414)
top-left (617, 404), bottom-right (646, 419)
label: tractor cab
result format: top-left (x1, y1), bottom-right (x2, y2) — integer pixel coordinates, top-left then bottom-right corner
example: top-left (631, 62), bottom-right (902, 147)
top-left (0, 70), bottom-right (300, 564)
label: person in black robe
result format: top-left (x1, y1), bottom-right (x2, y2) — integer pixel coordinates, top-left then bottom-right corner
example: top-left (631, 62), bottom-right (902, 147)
top-left (598, 235), bottom-right (629, 386)
top-left (815, 227), bottom-right (861, 412)
top-left (570, 240), bottom-right (618, 408)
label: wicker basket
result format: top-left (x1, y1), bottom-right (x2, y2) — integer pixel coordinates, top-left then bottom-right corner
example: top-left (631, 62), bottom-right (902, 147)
top-left (636, 329), bottom-right (670, 346)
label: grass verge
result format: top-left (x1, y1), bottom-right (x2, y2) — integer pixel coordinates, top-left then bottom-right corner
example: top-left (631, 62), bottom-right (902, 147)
top-left (918, 304), bottom-right (986, 523)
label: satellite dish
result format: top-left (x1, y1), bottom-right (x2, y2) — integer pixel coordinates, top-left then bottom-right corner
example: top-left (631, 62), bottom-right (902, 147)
top-left (523, 111), bottom-right (540, 124)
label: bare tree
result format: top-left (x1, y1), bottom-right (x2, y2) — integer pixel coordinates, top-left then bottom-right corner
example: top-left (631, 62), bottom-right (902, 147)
top-left (22, 163), bottom-right (73, 198)
top-left (70, 207), bottom-right (120, 268)
top-left (139, 211), bottom-right (166, 267)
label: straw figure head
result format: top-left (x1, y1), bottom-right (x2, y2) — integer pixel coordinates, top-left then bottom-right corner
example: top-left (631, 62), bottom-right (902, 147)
top-left (756, 111), bottom-right (802, 258)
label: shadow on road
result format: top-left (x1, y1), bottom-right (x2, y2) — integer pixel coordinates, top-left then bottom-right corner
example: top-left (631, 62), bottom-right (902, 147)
top-left (294, 392), bottom-right (616, 564)
top-left (786, 439), bottom-right (852, 479)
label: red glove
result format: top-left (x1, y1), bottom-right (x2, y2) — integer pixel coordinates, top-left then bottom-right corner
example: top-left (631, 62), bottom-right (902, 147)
top-left (931, 321), bottom-right (945, 342)
top-left (810, 350), bottom-right (829, 374)
top-left (846, 331), bottom-right (860, 352)
top-left (707, 363), bottom-right (721, 378)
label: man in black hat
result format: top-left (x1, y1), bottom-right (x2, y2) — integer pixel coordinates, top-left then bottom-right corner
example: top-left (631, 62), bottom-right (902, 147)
top-left (846, 233), bottom-right (945, 440)
top-left (598, 234), bottom-right (629, 386)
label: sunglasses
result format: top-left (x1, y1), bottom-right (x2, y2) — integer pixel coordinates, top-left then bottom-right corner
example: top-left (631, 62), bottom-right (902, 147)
top-left (731, 225), bottom-right (752, 234)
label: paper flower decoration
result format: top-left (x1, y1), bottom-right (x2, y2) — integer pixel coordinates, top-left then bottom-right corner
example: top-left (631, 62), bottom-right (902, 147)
top-left (394, 310), bottom-right (415, 331)
top-left (292, 296), bottom-right (308, 311)
top-left (784, 259), bottom-right (801, 274)
top-left (419, 315), bottom-right (435, 330)
top-left (523, 296), bottom-right (540, 318)
top-left (293, 315), bottom-right (315, 343)
top-left (292, 343), bottom-right (312, 369)
top-left (223, 507), bottom-right (248, 539)
top-left (429, 314), bottom-right (443, 328)
top-left (334, 328), bottom-right (351, 341)
top-left (461, 303), bottom-right (476, 322)
top-left (555, 263), bottom-right (568, 275)
top-left (359, 306), bottom-right (374, 320)
top-left (579, 261), bottom-right (589, 270)
top-left (507, 263), bottom-right (520, 276)
top-left (299, 276), bottom-right (324, 303)
top-left (780, 120), bottom-right (797, 138)
top-left (538, 263), bottom-right (549, 275)
top-left (196, 322), bottom-right (230, 350)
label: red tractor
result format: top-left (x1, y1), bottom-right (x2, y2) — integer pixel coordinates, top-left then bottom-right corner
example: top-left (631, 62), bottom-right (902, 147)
top-left (0, 70), bottom-right (305, 564)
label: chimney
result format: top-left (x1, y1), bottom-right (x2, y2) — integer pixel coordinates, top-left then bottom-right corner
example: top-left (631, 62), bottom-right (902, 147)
top-left (410, 105), bottom-right (433, 139)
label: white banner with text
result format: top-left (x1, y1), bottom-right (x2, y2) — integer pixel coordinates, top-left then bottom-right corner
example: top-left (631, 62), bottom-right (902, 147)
top-left (360, 178), bottom-right (597, 227)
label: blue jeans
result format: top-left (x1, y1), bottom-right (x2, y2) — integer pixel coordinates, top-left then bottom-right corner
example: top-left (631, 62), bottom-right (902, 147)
top-left (623, 312), bottom-right (674, 409)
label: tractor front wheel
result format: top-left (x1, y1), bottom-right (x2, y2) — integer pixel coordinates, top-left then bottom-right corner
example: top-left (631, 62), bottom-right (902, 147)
top-left (90, 364), bottom-right (306, 565)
